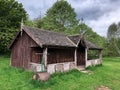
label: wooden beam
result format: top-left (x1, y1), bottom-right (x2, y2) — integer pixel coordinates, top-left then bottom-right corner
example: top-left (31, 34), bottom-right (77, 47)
top-left (35, 53), bottom-right (43, 55)
top-left (35, 53), bottom-right (49, 55)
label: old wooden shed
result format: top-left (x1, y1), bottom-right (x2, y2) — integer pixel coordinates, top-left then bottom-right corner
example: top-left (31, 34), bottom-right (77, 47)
top-left (9, 25), bottom-right (102, 74)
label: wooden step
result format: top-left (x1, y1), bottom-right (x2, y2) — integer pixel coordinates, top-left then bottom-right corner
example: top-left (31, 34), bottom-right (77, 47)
top-left (76, 65), bottom-right (85, 71)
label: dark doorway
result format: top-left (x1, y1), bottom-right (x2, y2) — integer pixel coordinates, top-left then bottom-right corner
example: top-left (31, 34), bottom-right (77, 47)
top-left (77, 45), bottom-right (85, 66)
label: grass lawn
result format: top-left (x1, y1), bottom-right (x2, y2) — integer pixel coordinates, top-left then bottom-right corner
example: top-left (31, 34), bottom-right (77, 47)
top-left (0, 56), bottom-right (120, 90)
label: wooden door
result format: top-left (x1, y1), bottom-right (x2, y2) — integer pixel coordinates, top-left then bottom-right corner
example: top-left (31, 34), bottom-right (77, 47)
top-left (77, 49), bottom-right (85, 66)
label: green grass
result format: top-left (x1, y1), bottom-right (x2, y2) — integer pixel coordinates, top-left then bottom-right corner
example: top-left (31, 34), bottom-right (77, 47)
top-left (0, 56), bottom-right (120, 90)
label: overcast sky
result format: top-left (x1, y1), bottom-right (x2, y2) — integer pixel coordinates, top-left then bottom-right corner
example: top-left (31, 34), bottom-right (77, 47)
top-left (17, 0), bottom-right (120, 37)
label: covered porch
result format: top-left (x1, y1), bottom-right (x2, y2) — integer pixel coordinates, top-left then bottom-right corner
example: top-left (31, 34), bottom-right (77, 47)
top-left (29, 40), bottom-right (102, 74)
top-left (85, 48), bottom-right (102, 67)
top-left (74, 40), bottom-right (103, 70)
top-left (29, 47), bottom-right (76, 74)
top-left (84, 41), bottom-right (102, 67)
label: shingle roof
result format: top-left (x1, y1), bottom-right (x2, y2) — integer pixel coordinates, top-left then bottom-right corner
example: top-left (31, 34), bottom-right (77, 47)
top-left (85, 41), bottom-right (102, 50)
top-left (68, 35), bottom-right (80, 45)
top-left (22, 26), bottom-right (76, 47)
top-left (68, 35), bottom-right (102, 50)
top-left (9, 25), bottom-right (102, 50)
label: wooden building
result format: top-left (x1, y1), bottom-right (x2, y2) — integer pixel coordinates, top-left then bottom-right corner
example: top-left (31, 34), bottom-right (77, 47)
top-left (9, 26), bottom-right (102, 74)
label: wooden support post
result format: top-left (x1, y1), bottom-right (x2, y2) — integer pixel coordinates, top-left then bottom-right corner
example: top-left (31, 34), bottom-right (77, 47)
top-left (99, 50), bottom-right (102, 60)
top-left (85, 48), bottom-right (88, 67)
top-left (74, 49), bottom-right (77, 66)
top-left (10, 54), bottom-right (12, 66)
top-left (44, 48), bottom-right (48, 67)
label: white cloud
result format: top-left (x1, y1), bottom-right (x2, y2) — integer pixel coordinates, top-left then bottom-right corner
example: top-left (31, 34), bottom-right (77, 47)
top-left (16, 0), bottom-right (120, 37)
top-left (87, 7), bottom-right (120, 37)
top-left (17, 0), bottom-right (56, 19)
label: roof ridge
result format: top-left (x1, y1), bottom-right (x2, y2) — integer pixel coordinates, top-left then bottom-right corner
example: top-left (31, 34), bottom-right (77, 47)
top-left (22, 25), bottom-right (66, 36)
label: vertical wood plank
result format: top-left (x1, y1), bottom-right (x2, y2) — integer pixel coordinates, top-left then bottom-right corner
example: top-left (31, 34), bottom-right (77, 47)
top-left (11, 31), bottom-right (39, 69)
top-left (47, 48), bottom-right (74, 64)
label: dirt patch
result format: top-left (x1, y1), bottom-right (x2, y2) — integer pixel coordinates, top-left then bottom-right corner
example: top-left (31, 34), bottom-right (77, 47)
top-left (81, 70), bottom-right (93, 75)
top-left (95, 85), bottom-right (111, 90)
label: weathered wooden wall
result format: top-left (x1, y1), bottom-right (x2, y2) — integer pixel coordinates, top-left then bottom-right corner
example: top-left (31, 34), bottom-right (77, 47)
top-left (31, 47), bottom-right (43, 63)
top-left (47, 48), bottom-right (74, 64)
top-left (11, 31), bottom-right (39, 69)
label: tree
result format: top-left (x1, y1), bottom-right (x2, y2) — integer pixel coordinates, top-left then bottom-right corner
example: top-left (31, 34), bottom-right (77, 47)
top-left (107, 23), bottom-right (120, 56)
top-left (0, 0), bottom-right (27, 53)
top-left (107, 23), bottom-right (117, 42)
top-left (77, 23), bottom-right (105, 47)
top-left (36, 0), bottom-right (79, 33)
top-left (36, 0), bottom-right (106, 56)
top-left (25, 18), bottom-right (37, 27)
